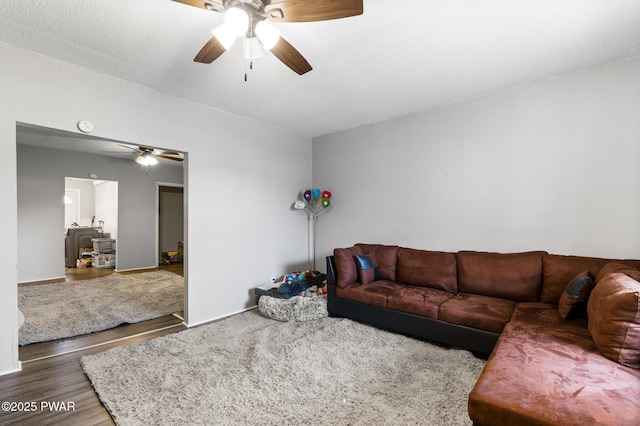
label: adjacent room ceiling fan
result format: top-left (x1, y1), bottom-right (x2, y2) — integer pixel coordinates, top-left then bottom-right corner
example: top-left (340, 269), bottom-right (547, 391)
top-left (173, 0), bottom-right (364, 75)
top-left (117, 145), bottom-right (184, 166)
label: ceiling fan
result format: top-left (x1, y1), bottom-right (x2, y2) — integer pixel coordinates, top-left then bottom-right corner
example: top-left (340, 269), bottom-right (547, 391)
top-left (173, 0), bottom-right (364, 75)
top-left (116, 145), bottom-right (184, 165)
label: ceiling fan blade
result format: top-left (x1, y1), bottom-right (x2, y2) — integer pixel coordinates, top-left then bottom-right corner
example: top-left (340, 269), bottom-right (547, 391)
top-left (270, 37), bottom-right (312, 75)
top-left (155, 154), bottom-right (184, 162)
top-left (172, 0), bottom-right (206, 9)
top-left (117, 144), bottom-right (140, 152)
top-left (172, 0), bottom-right (224, 12)
top-left (266, 0), bottom-right (363, 23)
top-left (194, 37), bottom-right (226, 64)
top-left (156, 151), bottom-right (181, 156)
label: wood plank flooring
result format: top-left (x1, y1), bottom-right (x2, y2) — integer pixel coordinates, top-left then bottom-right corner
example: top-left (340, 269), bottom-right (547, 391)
top-left (2, 264), bottom-right (186, 425)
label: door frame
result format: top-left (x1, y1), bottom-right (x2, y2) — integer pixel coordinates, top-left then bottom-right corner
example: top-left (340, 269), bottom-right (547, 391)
top-left (64, 187), bottom-right (81, 227)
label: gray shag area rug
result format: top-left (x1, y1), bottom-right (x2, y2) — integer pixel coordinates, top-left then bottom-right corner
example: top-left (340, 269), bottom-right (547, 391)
top-left (19, 270), bottom-right (183, 346)
top-left (81, 309), bottom-right (485, 425)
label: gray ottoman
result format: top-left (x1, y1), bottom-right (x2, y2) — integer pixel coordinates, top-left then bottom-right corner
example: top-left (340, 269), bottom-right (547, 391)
top-left (258, 295), bottom-right (328, 322)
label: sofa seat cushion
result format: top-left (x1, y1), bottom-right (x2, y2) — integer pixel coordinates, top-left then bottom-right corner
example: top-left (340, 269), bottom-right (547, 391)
top-left (469, 321), bottom-right (640, 426)
top-left (457, 251), bottom-right (546, 302)
top-left (386, 286), bottom-right (454, 319)
top-left (335, 281), bottom-right (406, 308)
top-left (541, 254), bottom-right (640, 304)
top-left (438, 293), bottom-right (516, 334)
top-left (510, 302), bottom-right (586, 328)
top-left (395, 248), bottom-right (458, 292)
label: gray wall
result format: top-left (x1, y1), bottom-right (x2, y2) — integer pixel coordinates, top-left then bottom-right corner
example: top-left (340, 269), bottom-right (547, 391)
top-left (17, 143), bottom-right (184, 282)
top-left (1, 41), bottom-right (311, 375)
top-left (313, 58), bottom-right (640, 266)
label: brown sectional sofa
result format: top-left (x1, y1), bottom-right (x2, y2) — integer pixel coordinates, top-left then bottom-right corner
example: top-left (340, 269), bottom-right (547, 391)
top-left (326, 243), bottom-right (640, 426)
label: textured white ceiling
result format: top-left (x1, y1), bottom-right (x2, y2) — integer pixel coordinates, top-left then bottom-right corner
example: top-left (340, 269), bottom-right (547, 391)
top-left (16, 124), bottom-right (185, 166)
top-left (2, 0), bottom-right (640, 138)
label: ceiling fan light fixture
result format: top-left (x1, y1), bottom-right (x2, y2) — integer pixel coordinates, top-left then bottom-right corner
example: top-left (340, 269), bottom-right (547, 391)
top-left (244, 37), bottom-right (264, 59)
top-left (255, 21), bottom-right (280, 50)
top-left (135, 153), bottom-right (158, 166)
top-left (213, 23), bottom-right (237, 50)
top-left (224, 7), bottom-right (249, 37)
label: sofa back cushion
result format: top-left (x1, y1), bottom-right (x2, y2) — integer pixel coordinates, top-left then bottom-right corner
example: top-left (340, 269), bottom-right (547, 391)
top-left (355, 243), bottom-right (399, 281)
top-left (595, 261), bottom-right (640, 283)
top-left (541, 255), bottom-right (640, 304)
top-left (588, 267), bottom-right (640, 369)
top-left (396, 248), bottom-right (457, 293)
top-left (457, 251), bottom-right (546, 302)
top-left (333, 246), bottom-right (363, 288)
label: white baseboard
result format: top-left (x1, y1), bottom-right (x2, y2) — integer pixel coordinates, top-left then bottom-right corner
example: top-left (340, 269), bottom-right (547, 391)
top-left (185, 306), bottom-right (258, 328)
top-left (18, 276), bottom-right (65, 285)
top-left (0, 361), bottom-right (22, 377)
top-left (114, 266), bottom-right (158, 273)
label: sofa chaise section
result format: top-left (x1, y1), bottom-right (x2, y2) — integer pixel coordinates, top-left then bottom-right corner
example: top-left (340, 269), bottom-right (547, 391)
top-left (469, 302), bottom-right (640, 426)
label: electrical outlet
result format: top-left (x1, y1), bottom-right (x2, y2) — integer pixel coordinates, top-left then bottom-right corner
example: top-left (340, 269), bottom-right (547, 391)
top-left (271, 276), bottom-right (277, 284)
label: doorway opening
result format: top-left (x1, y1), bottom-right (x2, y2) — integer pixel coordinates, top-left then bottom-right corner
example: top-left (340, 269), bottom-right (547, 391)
top-left (157, 184), bottom-right (184, 266)
top-left (64, 177), bottom-right (118, 270)
top-left (16, 123), bottom-right (188, 357)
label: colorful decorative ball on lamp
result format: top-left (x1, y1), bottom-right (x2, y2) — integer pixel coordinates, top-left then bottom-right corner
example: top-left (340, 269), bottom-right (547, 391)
top-left (322, 198), bottom-right (331, 208)
top-left (311, 188), bottom-right (321, 199)
top-left (303, 190), bottom-right (312, 202)
top-left (322, 190), bottom-right (332, 199)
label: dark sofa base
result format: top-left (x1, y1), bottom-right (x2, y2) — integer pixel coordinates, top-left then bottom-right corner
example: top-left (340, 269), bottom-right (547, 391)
top-left (327, 284), bottom-right (499, 357)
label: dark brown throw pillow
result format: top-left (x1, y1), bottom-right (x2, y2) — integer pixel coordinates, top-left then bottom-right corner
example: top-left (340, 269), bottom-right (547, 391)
top-left (354, 253), bottom-right (380, 284)
top-left (558, 271), bottom-right (595, 320)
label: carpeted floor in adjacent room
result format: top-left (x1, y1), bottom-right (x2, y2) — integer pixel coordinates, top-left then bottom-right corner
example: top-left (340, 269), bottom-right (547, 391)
top-left (19, 270), bottom-right (184, 345)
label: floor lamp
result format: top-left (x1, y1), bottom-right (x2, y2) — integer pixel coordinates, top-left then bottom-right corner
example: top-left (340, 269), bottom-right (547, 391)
top-left (294, 188), bottom-right (332, 270)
